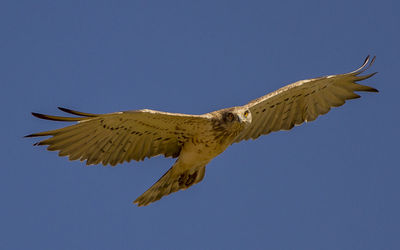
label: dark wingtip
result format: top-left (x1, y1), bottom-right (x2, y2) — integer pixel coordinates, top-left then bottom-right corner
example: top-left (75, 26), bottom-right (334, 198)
top-left (32, 112), bottom-right (48, 119)
top-left (57, 106), bottom-right (98, 117)
top-left (371, 55), bottom-right (376, 65)
top-left (364, 55), bottom-right (370, 64)
top-left (362, 55), bottom-right (371, 68)
top-left (57, 107), bottom-right (69, 112)
top-left (24, 132), bottom-right (47, 138)
top-left (360, 55), bottom-right (375, 73)
top-left (369, 87), bottom-right (379, 93)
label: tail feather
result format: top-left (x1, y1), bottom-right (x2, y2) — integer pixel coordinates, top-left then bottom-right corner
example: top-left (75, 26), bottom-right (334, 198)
top-left (134, 164), bottom-right (206, 207)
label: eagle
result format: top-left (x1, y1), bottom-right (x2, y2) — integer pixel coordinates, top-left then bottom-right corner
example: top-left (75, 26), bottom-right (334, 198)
top-left (26, 56), bottom-right (378, 206)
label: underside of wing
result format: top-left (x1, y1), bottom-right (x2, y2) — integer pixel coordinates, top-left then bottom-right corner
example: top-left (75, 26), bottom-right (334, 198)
top-left (26, 107), bottom-right (212, 166)
top-left (235, 55), bottom-right (378, 142)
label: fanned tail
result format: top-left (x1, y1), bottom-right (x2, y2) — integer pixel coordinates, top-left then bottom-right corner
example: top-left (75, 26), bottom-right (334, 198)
top-left (134, 162), bottom-right (206, 207)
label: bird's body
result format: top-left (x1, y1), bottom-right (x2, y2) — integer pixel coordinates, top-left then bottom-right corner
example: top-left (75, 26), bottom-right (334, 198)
top-left (27, 56), bottom-right (378, 206)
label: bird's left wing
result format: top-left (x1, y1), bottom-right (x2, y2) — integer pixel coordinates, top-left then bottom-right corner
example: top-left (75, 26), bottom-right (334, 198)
top-left (26, 108), bottom-right (212, 166)
top-left (235, 56), bottom-right (378, 142)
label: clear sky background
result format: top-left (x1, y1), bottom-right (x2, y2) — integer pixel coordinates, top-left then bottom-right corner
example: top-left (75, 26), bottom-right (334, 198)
top-left (1, 1), bottom-right (399, 249)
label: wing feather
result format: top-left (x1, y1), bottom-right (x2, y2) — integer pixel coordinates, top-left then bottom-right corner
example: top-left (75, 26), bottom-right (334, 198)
top-left (70, 131), bottom-right (103, 161)
top-left (112, 130), bottom-right (133, 165)
top-left (235, 56), bottom-right (378, 142)
top-left (86, 130), bottom-right (115, 165)
top-left (27, 109), bottom-right (212, 166)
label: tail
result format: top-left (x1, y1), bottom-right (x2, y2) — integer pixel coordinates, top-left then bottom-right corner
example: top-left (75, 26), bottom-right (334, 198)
top-left (134, 163), bottom-right (206, 207)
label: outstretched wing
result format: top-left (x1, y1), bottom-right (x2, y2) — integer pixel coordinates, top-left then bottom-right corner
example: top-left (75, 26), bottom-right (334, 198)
top-left (26, 108), bottom-right (212, 166)
top-left (235, 56), bottom-right (378, 142)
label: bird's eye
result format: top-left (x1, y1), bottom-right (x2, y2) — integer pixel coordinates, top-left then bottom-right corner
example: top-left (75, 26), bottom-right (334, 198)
top-left (244, 111), bottom-right (249, 118)
top-left (226, 112), bottom-right (235, 122)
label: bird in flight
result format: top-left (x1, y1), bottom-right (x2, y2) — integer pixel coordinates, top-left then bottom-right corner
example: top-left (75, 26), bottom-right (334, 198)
top-left (26, 56), bottom-right (378, 206)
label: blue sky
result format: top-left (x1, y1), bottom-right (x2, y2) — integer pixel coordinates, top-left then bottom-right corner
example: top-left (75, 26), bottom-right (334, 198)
top-left (1, 0), bottom-right (399, 249)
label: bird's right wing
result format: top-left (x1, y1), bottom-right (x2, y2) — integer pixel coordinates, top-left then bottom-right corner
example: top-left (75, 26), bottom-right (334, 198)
top-left (26, 108), bottom-right (212, 166)
top-left (235, 56), bottom-right (378, 142)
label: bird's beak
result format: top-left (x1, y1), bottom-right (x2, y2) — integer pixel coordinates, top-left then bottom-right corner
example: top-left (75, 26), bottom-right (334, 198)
top-left (238, 114), bottom-right (250, 124)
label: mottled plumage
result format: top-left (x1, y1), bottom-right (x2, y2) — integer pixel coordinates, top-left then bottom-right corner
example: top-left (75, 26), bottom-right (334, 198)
top-left (26, 56), bottom-right (378, 206)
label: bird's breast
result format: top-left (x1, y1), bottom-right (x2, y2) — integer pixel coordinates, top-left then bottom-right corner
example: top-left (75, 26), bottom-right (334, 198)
top-left (178, 135), bottom-right (231, 167)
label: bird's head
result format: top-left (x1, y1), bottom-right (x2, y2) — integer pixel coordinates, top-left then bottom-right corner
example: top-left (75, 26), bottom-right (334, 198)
top-left (225, 108), bottom-right (251, 124)
top-left (209, 107), bottom-right (252, 138)
top-left (220, 107), bottom-right (252, 129)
